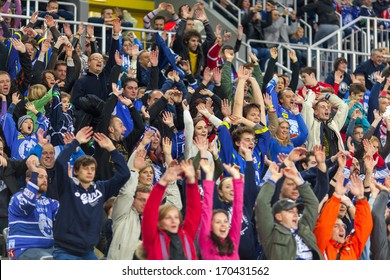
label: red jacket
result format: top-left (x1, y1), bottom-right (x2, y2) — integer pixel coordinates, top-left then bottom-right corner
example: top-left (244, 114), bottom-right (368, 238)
top-left (297, 81), bottom-right (333, 98)
top-left (314, 195), bottom-right (373, 260)
top-left (142, 182), bottom-right (201, 260)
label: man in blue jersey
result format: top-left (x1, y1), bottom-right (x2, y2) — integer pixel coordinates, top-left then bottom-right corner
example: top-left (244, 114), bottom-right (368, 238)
top-left (7, 155), bottom-right (59, 260)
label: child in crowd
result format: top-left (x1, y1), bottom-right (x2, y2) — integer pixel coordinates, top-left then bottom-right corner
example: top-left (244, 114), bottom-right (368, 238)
top-left (26, 84), bottom-right (52, 131)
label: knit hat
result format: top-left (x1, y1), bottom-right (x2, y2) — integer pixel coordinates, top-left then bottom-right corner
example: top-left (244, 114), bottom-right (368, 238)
top-left (17, 115), bottom-right (33, 130)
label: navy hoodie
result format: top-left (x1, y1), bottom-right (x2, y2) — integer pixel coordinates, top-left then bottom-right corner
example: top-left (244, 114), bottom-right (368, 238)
top-left (53, 140), bottom-right (130, 255)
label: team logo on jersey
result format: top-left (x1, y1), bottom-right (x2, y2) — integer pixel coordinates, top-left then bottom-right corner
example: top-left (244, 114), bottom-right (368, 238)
top-left (338, 82), bottom-right (349, 94)
top-left (75, 189), bottom-right (103, 206)
top-left (38, 214), bottom-right (53, 238)
top-left (18, 140), bottom-right (35, 159)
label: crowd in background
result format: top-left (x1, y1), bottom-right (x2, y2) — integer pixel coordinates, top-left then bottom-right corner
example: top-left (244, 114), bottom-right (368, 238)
top-left (0, 0), bottom-right (389, 260)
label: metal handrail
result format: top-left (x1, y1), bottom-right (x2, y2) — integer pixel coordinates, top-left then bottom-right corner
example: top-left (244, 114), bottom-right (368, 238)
top-left (0, 13), bottom-right (175, 54)
top-left (25, 0), bottom-right (77, 21)
top-left (209, 0), bottom-right (241, 27)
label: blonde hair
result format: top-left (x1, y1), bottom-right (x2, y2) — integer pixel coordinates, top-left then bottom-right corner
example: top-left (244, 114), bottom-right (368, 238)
top-left (27, 84), bottom-right (47, 101)
top-left (291, 26), bottom-right (304, 40)
top-left (158, 205), bottom-right (182, 228)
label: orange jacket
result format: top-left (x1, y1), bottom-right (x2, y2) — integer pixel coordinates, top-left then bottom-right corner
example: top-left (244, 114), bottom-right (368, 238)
top-left (314, 195), bottom-right (373, 260)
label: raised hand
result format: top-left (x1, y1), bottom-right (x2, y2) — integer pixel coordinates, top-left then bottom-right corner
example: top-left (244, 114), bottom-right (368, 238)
top-left (65, 43), bottom-right (74, 58)
top-left (364, 153), bottom-right (378, 171)
top-left (149, 49), bottom-right (158, 67)
top-left (373, 109), bottom-right (382, 122)
top-left (114, 50), bottom-right (123, 66)
top-left (277, 153), bottom-right (288, 164)
top-left (237, 66), bottom-right (250, 80)
top-left (87, 25), bottom-right (94, 37)
top-left (162, 137), bottom-right (172, 156)
top-left (362, 139), bottom-right (375, 156)
top-left (336, 151), bottom-right (348, 169)
top-left (133, 148), bottom-right (148, 171)
top-left (162, 111), bottom-right (174, 127)
top-left (63, 23), bottom-right (73, 37)
top-left (111, 82), bottom-right (123, 96)
top-left (270, 47), bottom-right (278, 59)
top-left (179, 60), bottom-right (190, 73)
top-left (223, 163), bottom-right (241, 179)
top-left (282, 165), bottom-right (303, 185)
top-left (288, 50), bottom-right (298, 63)
top-left (374, 71), bottom-right (385, 84)
top-left (30, 11), bottom-right (39, 24)
top-left (347, 136), bottom-right (355, 153)
top-left (25, 103), bottom-right (38, 115)
top-left (248, 51), bottom-right (259, 63)
top-left (229, 114), bottom-right (242, 126)
top-left (141, 106), bottom-right (150, 119)
top-left (118, 95), bottom-right (132, 107)
top-left (26, 155), bottom-right (39, 172)
top-left (221, 99), bottom-right (231, 117)
top-left (213, 67), bottom-right (222, 85)
top-left (269, 161), bottom-right (283, 182)
top-left (224, 49), bottom-right (234, 62)
top-left (37, 128), bottom-right (48, 146)
top-left (194, 135), bottom-right (208, 152)
top-left (93, 132), bottom-right (115, 152)
top-left (214, 23), bottom-right (222, 36)
top-left (63, 132), bottom-right (75, 145)
top-left (77, 22), bottom-right (85, 36)
top-left (11, 92), bottom-right (21, 104)
top-left (333, 172), bottom-right (347, 198)
top-left (166, 3), bottom-right (175, 15)
top-left (113, 18), bottom-right (121, 34)
top-left (195, 9), bottom-right (207, 22)
top-left (287, 147), bottom-right (307, 162)
top-left (349, 173), bottom-right (365, 199)
top-left (44, 14), bottom-right (56, 28)
top-left (313, 145), bottom-right (326, 165)
top-left (223, 32), bottom-right (231, 42)
top-left (203, 67), bottom-right (212, 84)
top-left (11, 38), bottom-right (26, 53)
top-left (181, 160), bottom-right (196, 183)
top-left (290, 103), bottom-right (299, 115)
top-left (130, 43), bottom-right (138, 57)
top-left (181, 4), bottom-right (190, 18)
top-left (75, 126), bottom-right (93, 144)
top-left (41, 39), bottom-right (51, 53)
top-left (159, 165), bottom-right (183, 186)
top-left (182, 99), bottom-right (189, 111)
top-left (140, 129), bottom-right (155, 146)
top-left (199, 157), bottom-right (215, 180)
top-left (237, 24), bottom-right (244, 40)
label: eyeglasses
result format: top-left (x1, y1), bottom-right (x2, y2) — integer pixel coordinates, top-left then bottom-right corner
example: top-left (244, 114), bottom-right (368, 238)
top-left (90, 57), bottom-right (104, 62)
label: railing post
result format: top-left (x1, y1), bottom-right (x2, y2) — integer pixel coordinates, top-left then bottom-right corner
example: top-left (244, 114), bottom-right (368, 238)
top-left (373, 18), bottom-right (378, 50)
top-left (102, 25), bottom-right (106, 55)
top-left (316, 49), bottom-right (320, 81)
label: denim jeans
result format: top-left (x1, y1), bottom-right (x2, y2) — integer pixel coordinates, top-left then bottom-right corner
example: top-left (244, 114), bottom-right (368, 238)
top-left (16, 247), bottom-right (54, 260)
top-left (314, 24), bottom-right (340, 48)
top-left (53, 247), bottom-right (98, 260)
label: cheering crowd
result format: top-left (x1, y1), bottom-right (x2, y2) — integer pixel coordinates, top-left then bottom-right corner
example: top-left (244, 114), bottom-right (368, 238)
top-left (0, 0), bottom-right (389, 260)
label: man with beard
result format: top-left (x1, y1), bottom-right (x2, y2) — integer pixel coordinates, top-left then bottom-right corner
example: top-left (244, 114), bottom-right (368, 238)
top-left (6, 155), bottom-right (59, 260)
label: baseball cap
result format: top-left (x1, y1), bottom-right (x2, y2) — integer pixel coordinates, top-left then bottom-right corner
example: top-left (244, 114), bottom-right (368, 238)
top-left (272, 199), bottom-right (304, 215)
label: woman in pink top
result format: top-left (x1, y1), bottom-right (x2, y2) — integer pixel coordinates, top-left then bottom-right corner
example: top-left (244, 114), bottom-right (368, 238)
top-left (198, 159), bottom-right (244, 260)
